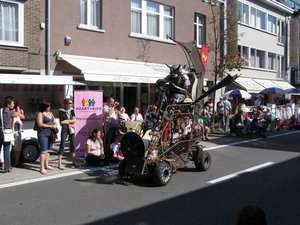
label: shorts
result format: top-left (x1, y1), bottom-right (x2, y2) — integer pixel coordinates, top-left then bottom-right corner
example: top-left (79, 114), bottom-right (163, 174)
top-left (38, 135), bottom-right (53, 154)
top-left (13, 131), bottom-right (22, 151)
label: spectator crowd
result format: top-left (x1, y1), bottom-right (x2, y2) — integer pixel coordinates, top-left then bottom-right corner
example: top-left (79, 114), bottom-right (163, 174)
top-left (1, 93), bottom-right (299, 175)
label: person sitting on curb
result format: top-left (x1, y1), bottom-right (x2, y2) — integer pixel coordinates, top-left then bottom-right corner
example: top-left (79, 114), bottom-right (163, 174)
top-left (110, 135), bottom-right (124, 162)
top-left (252, 113), bottom-right (267, 138)
top-left (85, 128), bottom-right (105, 166)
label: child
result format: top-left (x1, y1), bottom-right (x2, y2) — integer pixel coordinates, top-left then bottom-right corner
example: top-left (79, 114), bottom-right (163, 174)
top-left (110, 135), bottom-right (124, 162)
top-left (12, 101), bottom-right (24, 131)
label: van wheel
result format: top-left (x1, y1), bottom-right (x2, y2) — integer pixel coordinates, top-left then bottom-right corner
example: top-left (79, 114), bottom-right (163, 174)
top-left (20, 141), bottom-right (40, 163)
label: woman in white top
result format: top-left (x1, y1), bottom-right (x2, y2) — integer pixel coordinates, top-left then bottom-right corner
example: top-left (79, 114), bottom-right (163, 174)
top-left (85, 128), bottom-right (105, 165)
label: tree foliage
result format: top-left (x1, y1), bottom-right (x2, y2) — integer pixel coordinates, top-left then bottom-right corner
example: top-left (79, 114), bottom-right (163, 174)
top-left (206, 3), bottom-right (244, 78)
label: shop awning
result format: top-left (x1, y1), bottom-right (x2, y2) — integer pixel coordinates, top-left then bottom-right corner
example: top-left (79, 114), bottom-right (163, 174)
top-left (0, 74), bottom-right (86, 85)
top-left (271, 80), bottom-right (296, 90)
top-left (252, 79), bottom-right (281, 89)
top-left (233, 77), bottom-right (265, 93)
top-left (58, 53), bottom-right (169, 84)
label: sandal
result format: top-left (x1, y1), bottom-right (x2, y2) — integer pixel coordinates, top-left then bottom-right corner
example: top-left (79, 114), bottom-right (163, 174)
top-left (40, 169), bottom-right (47, 175)
top-left (46, 166), bottom-right (54, 170)
top-left (58, 165), bottom-right (65, 170)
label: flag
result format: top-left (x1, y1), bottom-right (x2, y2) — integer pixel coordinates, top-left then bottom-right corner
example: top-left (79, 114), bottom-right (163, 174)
top-left (176, 40), bottom-right (204, 75)
top-left (199, 44), bottom-right (209, 70)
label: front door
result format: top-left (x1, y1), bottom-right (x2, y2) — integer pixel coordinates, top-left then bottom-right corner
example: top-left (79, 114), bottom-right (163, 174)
top-left (123, 86), bottom-right (137, 116)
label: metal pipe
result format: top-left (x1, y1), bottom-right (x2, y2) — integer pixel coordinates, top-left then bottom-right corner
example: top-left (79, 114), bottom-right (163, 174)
top-left (46, 0), bottom-right (50, 75)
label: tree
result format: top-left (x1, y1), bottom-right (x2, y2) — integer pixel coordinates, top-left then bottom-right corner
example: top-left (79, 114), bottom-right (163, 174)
top-left (204, 1), bottom-right (244, 132)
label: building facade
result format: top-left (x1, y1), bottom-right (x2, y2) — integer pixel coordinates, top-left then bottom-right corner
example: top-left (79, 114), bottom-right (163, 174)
top-left (2, 0), bottom-right (299, 115)
top-left (38, 0), bottom-right (218, 115)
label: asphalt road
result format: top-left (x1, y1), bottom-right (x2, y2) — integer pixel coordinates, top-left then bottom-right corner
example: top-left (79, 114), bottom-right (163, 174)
top-left (1, 130), bottom-right (300, 225)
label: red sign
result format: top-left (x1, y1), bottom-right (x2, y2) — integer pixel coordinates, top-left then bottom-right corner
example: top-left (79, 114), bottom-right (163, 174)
top-left (199, 44), bottom-right (209, 70)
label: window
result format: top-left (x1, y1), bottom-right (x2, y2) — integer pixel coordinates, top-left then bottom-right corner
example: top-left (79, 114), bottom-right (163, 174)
top-left (277, 19), bottom-right (285, 44)
top-left (131, 0), bottom-right (174, 40)
top-left (294, 68), bottom-right (300, 85)
top-left (238, 45), bottom-right (249, 67)
top-left (131, 0), bottom-right (142, 33)
top-left (276, 55), bottom-right (285, 79)
top-left (267, 15), bottom-right (276, 34)
top-left (238, 2), bottom-right (249, 25)
top-left (80, 0), bottom-right (101, 28)
top-left (0, 0), bottom-right (24, 46)
top-left (194, 14), bottom-right (205, 47)
top-left (250, 7), bottom-right (266, 30)
top-left (250, 8), bottom-right (256, 27)
top-left (250, 49), bottom-right (255, 67)
top-left (267, 53), bottom-right (276, 70)
top-left (250, 47), bottom-right (266, 69)
top-left (256, 50), bottom-right (265, 69)
top-left (256, 10), bottom-right (265, 30)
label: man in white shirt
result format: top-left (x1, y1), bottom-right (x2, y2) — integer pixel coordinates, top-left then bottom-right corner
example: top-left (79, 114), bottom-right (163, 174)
top-left (223, 97), bottom-right (232, 131)
top-left (130, 107), bottom-right (144, 121)
top-left (103, 97), bottom-right (118, 165)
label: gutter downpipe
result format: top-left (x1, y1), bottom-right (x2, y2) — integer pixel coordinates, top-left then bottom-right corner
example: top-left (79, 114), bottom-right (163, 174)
top-left (46, 0), bottom-right (50, 76)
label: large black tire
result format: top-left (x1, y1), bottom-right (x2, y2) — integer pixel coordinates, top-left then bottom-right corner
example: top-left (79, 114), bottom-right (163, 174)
top-left (20, 141), bottom-right (40, 163)
top-left (194, 150), bottom-right (211, 171)
top-left (118, 159), bottom-right (127, 178)
top-left (152, 161), bottom-right (172, 186)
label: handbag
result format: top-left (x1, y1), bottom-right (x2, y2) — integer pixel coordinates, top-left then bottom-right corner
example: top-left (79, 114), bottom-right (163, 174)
top-left (33, 121), bottom-right (42, 131)
top-left (1, 108), bottom-right (15, 142)
top-left (3, 129), bottom-right (14, 142)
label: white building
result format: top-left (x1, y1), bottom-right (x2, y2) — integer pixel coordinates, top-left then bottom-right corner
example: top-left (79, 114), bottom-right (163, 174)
top-left (228, 0), bottom-right (296, 102)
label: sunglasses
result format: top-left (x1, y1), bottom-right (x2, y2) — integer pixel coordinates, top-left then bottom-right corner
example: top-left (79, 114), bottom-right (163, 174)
top-left (68, 102), bottom-right (73, 104)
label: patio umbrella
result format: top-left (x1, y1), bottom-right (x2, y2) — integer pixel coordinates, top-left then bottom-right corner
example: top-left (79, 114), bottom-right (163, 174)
top-left (284, 88), bottom-right (300, 94)
top-left (259, 87), bottom-right (285, 94)
top-left (223, 89), bottom-right (252, 99)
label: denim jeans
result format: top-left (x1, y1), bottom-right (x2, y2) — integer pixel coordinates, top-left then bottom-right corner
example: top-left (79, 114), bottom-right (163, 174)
top-left (58, 132), bottom-right (75, 155)
top-left (3, 141), bottom-right (12, 171)
top-left (224, 115), bottom-right (230, 130)
top-left (38, 135), bottom-right (53, 153)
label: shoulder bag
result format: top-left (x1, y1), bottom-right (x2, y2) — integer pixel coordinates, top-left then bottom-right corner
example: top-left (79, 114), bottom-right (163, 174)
top-left (33, 113), bottom-right (43, 132)
top-left (1, 108), bottom-right (15, 142)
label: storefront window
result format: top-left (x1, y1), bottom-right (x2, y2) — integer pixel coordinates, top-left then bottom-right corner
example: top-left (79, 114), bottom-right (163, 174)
top-left (141, 84), bottom-right (149, 115)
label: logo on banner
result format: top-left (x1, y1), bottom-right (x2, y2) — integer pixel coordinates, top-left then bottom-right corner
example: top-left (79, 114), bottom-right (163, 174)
top-left (76, 98), bottom-right (102, 110)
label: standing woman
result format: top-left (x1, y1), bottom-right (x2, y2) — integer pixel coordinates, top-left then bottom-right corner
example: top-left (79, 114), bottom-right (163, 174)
top-left (217, 97), bottom-right (225, 130)
top-left (0, 98), bottom-right (23, 173)
top-left (58, 98), bottom-right (76, 169)
top-left (36, 101), bottom-right (58, 175)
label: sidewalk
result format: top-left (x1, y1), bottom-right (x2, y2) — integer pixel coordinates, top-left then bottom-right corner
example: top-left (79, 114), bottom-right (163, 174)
top-left (0, 128), bottom-right (295, 186)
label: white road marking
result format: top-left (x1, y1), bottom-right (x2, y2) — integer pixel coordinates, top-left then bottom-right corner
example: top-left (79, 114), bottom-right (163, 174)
top-left (204, 131), bottom-right (299, 151)
top-left (0, 164), bottom-right (118, 189)
top-left (207, 162), bottom-right (274, 184)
